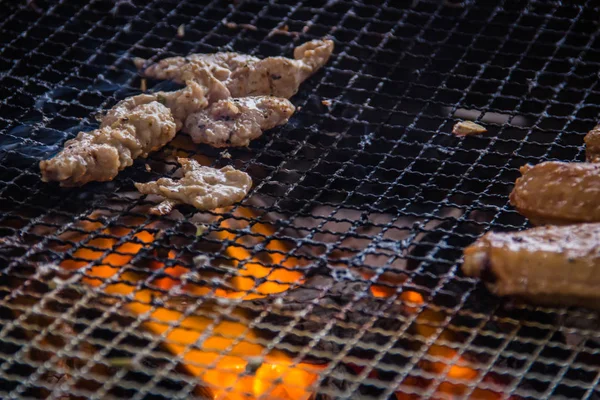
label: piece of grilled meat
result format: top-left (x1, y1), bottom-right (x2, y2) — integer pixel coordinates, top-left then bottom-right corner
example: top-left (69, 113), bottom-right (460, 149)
top-left (126, 67), bottom-right (230, 130)
top-left (462, 223), bottom-right (600, 310)
top-left (135, 158), bottom-right (252, 215)
top-left (584, 124), bottom-right (600, 162)
top-left (138, 39), bottom-right (334, 98)
top-left (183, 96), bottom-right (295, 147)
top-left (136, 52), bottom-right (259, 83)
top-left (509, 161), bottom-right (600, 225)
top-left (40, 101), bottom-right (176, 187)
top-left (40, 71), bottom-right (229, 187)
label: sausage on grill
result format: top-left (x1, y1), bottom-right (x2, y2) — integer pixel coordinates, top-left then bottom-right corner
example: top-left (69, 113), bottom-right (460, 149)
top-left (509, 161), bottom-right (600, 225)
top-left (462, 223), bottom-right (600, 310)
top-left (584, 124), bottom-right (600, 163)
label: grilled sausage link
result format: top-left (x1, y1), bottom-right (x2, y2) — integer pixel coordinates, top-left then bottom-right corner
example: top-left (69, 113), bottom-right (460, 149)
top-left (509, 161), bottom-right (600, 225)
top-left (462, 223), bottom-right (600, 310)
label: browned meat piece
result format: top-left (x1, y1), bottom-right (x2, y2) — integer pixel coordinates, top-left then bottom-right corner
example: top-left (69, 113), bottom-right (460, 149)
top-left (135, 158), bottom-right (252, 215)
top-left (138, 39), bottom-right (334, 98)
top-left (462, 223), bottom-right (600, 310)
top-left (183, 96), bottom-right (295, 147)
top-left (227, 39), bottom-right (334, 98)
top-left (40, 101), bottom-right (176, 187)
top-left (122, 68), bottom-right (230, 130)
top-left (40, 70), bottom-right (229, 187)
top-left (509, 161), bottom-right (600, 225)
top-left (584, 124), bottom-right (600, 162)
top-left (136, 53), bottom-right (259, 82)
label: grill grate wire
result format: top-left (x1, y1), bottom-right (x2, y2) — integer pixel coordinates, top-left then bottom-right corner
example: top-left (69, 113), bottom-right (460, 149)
top-left (1, 0), bottom-right (600, 399)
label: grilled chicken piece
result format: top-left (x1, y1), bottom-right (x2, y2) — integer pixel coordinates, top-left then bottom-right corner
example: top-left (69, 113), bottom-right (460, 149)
top-left (136, 53), bottom-right (259, 83)
top-left (124, 68), bottom-right (230, 130)
top-left (584, 124), bottom-right (600, 162)
top-left (227, 39), bottom-right (334, 98)
top-left (183, 97), bottom-right (295, 147)
top-left (138, 39), bottom-right (334, 98)
top-left (40, 101), bottom-right (176, 187)
top-left (135, 158), bottom-right (252, 215)
top-left (462, 223), bottom-right (600, 310)
top-left (509, 161), bottom-right (600, 225)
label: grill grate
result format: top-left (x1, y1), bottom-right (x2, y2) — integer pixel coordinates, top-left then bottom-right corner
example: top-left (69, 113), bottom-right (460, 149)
top-left (1, 0), bottom-right (600, 399)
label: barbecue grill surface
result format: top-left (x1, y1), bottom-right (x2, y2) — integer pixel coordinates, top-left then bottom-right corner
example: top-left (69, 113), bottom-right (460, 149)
top-left (1, 0), bottom-right (600, 399)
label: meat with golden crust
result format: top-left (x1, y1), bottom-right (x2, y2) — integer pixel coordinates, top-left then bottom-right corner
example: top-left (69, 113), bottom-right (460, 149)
top-left (40, 101), bottom-right (176, 187)
top-left (183, 96), bottom-right (295, 147)
top-left (509, 161), bottom-right (600, 225)
top-left (584, 124), bottom-right (600, 163)
top-left (135, 158), bottom-right (252, 215)
top-left (462, 223), bottom-right (600, 310)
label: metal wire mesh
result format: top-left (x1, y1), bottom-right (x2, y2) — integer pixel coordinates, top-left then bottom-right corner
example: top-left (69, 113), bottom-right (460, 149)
top-left (1, 0), bottom-right (600, 398)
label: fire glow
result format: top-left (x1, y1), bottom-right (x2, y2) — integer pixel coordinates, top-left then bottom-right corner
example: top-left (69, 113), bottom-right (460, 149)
top-left (55, 203), bottom-right (504, 399)
top-left (58, 208), bottom-right (317, 400)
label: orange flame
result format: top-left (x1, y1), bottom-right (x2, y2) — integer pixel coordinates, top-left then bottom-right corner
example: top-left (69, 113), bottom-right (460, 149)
top-left (210, 207), bottom-right (303, 299)
top-left (384, 291), bottom-right (501, 400)
top-left (57, 210), bottom-right (317, 400)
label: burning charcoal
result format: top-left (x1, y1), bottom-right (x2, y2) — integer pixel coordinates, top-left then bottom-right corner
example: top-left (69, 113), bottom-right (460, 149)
top-left (251, 267), bottom-right (411, 361)
top-left (559, 310), bottom-right (600, 347)
top-left (313, 363), bottom-right (356, 400)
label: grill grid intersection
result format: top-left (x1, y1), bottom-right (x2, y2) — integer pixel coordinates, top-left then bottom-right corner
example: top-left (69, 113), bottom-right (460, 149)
top-left (1, 0), bottom-right (600, 399)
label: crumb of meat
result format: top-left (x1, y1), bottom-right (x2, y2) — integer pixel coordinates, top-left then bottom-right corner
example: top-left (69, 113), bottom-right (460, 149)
top-left (221, 150), bottom-right (232, 159)
top-left (452, 120), bottom-right (487, 136)
top-left (145, 163), bottom-right (151, 172)
top-left (222, 19), bottom-right (257, 31)
top-left (195, 224), bottom-right (208, 236)
top-left (40, 101), bottom-right (176, 187)
top-left (268, 24), bottom-right (300, 37)
top-left (321, 99), bottom-right (331, 107)
top-left (239, 23), bottom-right (257, 31)
top-left (134, 158), bottom-right (252, 215)
top-left (140, 78), bottom-right (147, 91)
top-left (297, 106), bottom-right (302, 111)
top-left (177, 24), bottom-right (185, 38)
top-left (184, 96), bottom-right (295, 147)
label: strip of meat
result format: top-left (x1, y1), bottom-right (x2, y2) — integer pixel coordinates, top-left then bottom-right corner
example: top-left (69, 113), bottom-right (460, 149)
top-left (134, 158), bottom-right (252, 215)
top-left (509, 161), bottom-right (600, 225)
top-left (584, 124), bottom-right (600, 162)
top-left (138, 39), bottom-right (334, 98)
top-left (462, 223), bottom-right (600, 310)
top-left (183, 97), bottom-right (295, 147)
top-left (135, 53), bottom-right (259, 83)
top-left (40, 69), bottom-right (229, 187)
top-left (40, 101), bottom-right (176, 187)
top-left (227, 39), bottom-right (334, 98)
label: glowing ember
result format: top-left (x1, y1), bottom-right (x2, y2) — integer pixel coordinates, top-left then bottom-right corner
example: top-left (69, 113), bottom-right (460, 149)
top-left (210, 207), bottom-right (304, 299)
top-left (55, 208), bottom-right (317, 399)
